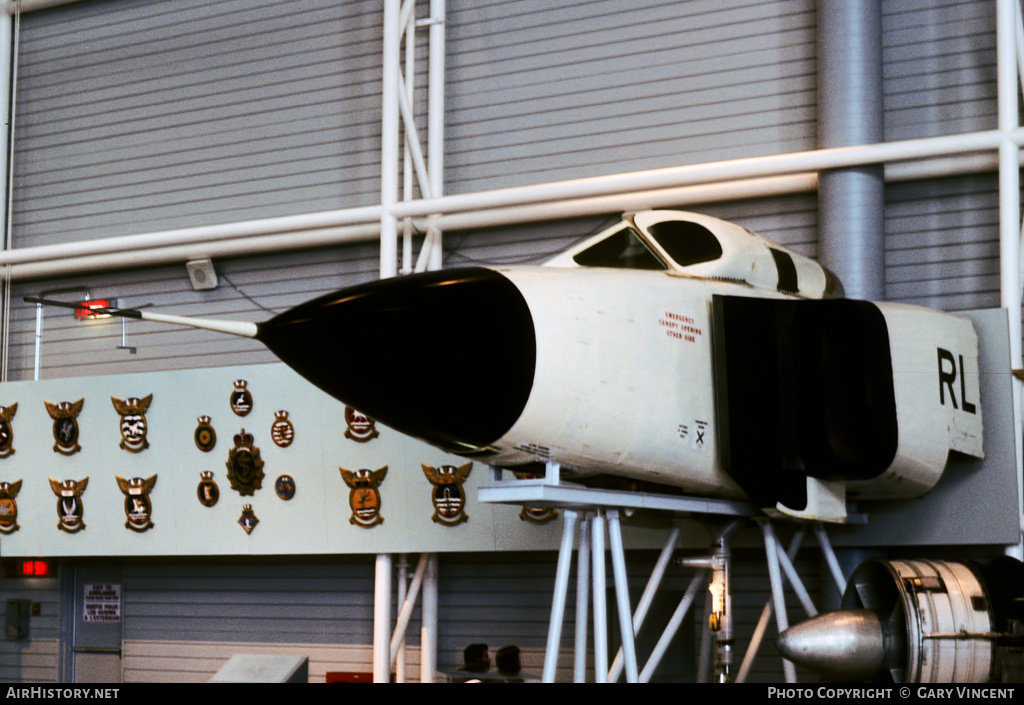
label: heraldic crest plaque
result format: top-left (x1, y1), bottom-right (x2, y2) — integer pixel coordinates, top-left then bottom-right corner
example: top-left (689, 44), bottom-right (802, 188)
top-left (49, 477), bottom-right (88, 533)
top-left (46, 399), bottom-right (84, 455)
top-left (340, 466), bottom-right (387, 528)
top-left (0, 403), bottom-right (17, 458)
top-left (111, 394), bottom-right (152, 453)
top-left (116, 475), bottom-right (157, 532)
top-left (0, 479), bottom-right (21, 533)
top-left (226, 429), bottom-right (264, 496)
top-left (421, 462), bottom-right (472, 526)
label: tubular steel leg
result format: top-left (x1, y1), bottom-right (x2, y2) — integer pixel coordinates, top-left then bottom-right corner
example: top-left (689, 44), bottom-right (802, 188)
top-left (639, 570), bottom-right (706, 682)
top-left (543, 509), bottom-right (578, 683)
top-left (390, 553), bottom-right (429, 669)
top-left (606, 510), bottom-right (639, 683)
top-left (697, 588), bottom-right (713, 683)
top-left (813, 523), bottom-right (847, 593)
top-left (610, 526), bottom-right (680, 682)
top-left (760, 520), bottom-right (796, 683)
top-left (574, 515), bottom-right (591, 683)
top-left (735, 527), bottom-right (806, 683)
top-left (592, 511), bottom-right (609, 683)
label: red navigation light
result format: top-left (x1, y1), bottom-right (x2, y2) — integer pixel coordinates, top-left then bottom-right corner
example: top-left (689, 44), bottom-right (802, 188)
top-left (75, 300), bottom-right (111, 319)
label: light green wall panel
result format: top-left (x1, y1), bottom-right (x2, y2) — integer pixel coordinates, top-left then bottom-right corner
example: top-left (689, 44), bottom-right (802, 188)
top-left (0, 362), bottom-right (595, 557)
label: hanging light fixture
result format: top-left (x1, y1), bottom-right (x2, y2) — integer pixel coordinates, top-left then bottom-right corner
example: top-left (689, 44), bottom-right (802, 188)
top-left (74, 299), bottom-right (112, 319)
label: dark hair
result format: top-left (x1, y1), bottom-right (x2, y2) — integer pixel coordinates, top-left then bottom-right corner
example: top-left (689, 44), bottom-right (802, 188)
top-left (495, 645), bottom-right (521, 674)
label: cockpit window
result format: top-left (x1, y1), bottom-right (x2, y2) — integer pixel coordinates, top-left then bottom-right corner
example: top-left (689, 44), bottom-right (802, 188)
top-left (647, 220), bottom-right (724, 267)
top-left (572, 227), bottom-right (667, 270)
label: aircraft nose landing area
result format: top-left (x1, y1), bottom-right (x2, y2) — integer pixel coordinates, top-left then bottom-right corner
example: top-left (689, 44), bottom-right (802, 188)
top-left (257, 267), bottom-right (537, 453)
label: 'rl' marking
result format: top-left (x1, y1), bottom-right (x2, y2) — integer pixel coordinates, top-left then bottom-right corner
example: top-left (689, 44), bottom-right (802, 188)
top-left (937, 348), bottom-right (977, 414)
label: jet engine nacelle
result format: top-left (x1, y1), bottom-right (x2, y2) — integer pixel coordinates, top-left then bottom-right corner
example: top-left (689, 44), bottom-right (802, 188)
top-left (713, 294), bottom-right (982, 519)
top-left (779, 557), bottom-right (1024, 682)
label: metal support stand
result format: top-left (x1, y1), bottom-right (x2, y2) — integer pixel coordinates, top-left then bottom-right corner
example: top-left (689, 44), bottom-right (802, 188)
top-left (481, 475), bottom-right (847, 683)
top-left (498, 476), bottom-right (755, 683)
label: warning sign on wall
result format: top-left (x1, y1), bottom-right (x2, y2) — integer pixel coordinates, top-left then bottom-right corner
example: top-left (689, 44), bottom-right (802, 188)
top-left (83, 583), bottom-right (121, 623)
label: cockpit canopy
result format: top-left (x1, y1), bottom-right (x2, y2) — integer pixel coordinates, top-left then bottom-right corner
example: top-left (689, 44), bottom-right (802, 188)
top-left (545, 210), bottom-right (844, 300)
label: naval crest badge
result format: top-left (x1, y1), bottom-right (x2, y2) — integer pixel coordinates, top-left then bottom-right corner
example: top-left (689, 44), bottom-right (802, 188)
top-left (49, 477), bottom-right (88, 533)
top-left (197, 471), bottom-right (219, 507)
top-left (194, 416), bottom-right (217, 452)
top-left (270, 410), bottom-right (294, 447)
top-left (230, 379), bottom-right (253, 417)
top-left (45, 399), bottom-right (84, 456)
top-left (116, 475), bottom-right (157, 532)
top-left (340, 466), bottom-right (387, 528)
top-left (421, 462), bottom-right (472, 526)
top-left (275, 474), bottom-right (296, 500)
top-left (344, 406), bottom-right (379, 442)
top-left (238, 504), bottom-right (259, 534)
top-left (111, 394), bottom-right (152, 453)
top-left (226, 429), bottom-right (264, 496)
top-left (0, 403), bottom-right (17, 458)
top-left (0, 479), bottom-right (22, 534)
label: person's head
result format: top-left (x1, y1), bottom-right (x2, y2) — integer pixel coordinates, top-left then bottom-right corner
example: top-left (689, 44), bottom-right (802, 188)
top-left (462, 643), bottom-right (490, 672)
top-left (496, 645), bottom-right (521, 675)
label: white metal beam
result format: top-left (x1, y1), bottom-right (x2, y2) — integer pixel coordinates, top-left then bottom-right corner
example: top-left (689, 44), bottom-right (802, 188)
top-left (373, 553), bottom-right (393, 683)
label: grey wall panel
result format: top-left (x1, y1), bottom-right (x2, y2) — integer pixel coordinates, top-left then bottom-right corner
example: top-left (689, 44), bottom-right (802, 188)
top-left (883, 174), bottom-right (1001, 310)
top-left (13, 0), bottom-right (388, 246)
top-left (122, 559), bottom-right (380, 645)
top-left (13, 0), bottom-right (818, 246)
top-left (445, 0), bottom-right (817, 192)
top-left (0, 570), bottom-right (61, 683)
top-left (882, 0), bottom-right (996, 140)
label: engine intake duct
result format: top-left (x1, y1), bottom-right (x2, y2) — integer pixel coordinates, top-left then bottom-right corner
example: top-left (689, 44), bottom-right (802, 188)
top-left (712, 295), bottom-right (897, 512)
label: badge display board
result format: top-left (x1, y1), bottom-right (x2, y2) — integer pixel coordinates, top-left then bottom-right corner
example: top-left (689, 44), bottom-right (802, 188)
top-left (0, 363), bottom-right (672, 557)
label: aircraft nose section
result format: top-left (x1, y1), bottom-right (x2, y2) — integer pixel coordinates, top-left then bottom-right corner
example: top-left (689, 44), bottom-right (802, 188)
top-left (257, 267), bottom-right (537, 453)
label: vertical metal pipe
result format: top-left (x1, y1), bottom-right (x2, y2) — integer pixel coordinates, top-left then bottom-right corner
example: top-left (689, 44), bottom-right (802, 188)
top-left (998, 0), bottom-right (1024, 561)
top-left (420, 554), bottom-right (438, 682)
top-left (573, 514), bottom-right (591, 683)
top-left (0, 4), bottom-right (15, 382)
top-left (395, 556), bottom-right (407, 682)
top-left (391, 553), bottom-right (429, 672)
top-left (817, 0), bottom-right (885, 300)
top-left (543, 508), bottom-right (577, 683)
top-left (427, 0), bottom-right (445, 270)
top-left (591, 511), bottom-right (608, 683)
top-left (606, 510), bottom-right (638, 682)
top-left (33, 302), bottom-right (41, 381)
top-left (401, 3), bottom-right (415, 275)
top-left (373, 553), bottom-right (393, 682)
top-left (380, 0), bottom-right (400, 279)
